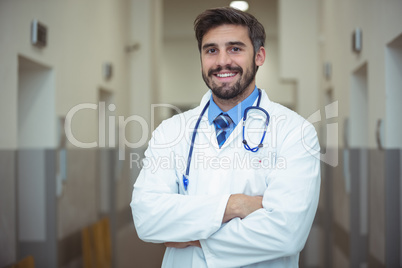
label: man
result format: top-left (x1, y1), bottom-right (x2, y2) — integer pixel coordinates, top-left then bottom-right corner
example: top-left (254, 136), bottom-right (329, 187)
top-left (131, 7), bottom-right (320, 268)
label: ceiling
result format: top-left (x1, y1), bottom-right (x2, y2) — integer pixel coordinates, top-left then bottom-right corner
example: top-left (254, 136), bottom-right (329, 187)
top-left (163, 0), bottom-right (278, 39)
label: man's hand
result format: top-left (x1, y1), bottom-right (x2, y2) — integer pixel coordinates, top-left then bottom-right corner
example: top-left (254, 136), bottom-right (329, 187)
top-left (164, 240), bottom-right (201, 248)
top-left (222, 194), bottom-right (263, 223)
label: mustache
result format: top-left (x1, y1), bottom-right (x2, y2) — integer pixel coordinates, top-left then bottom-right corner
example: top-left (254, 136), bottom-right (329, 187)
top-left (208, 66), bottom-right (243, 76)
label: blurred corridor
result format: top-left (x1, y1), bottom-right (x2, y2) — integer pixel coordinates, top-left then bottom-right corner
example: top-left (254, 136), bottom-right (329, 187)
top-left (0, 0), bottom-right (401, 267)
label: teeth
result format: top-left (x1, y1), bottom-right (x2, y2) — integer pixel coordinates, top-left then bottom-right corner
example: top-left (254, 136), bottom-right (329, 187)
top-left (217, 73), bottom-right (236, 78)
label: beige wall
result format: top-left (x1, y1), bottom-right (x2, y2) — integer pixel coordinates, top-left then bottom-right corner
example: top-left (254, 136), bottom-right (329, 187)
top-left (161, 37), bottom-right (204, 106)
top-left (0, 0), bottom-right (130, 149)
top-left (279, 0), bottom-right (320, 119)
top-left (319, 0), bottom-right (402, 149)
top-left (128, 0), bottom-right (163, 141)
top-left (278, 0), bottom-right (402, 149)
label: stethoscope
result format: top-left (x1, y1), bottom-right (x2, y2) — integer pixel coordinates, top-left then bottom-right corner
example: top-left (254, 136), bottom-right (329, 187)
top-left (182, 88), bottom-right (270, 191)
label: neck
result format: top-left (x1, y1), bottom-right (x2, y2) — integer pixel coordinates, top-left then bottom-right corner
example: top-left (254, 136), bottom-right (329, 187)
top-left (212, 83), bottom-right (256, 112)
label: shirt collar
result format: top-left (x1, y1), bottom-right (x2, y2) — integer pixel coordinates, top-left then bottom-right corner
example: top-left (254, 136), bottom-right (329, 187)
top-left (208, 86), bottom-right (259, 125)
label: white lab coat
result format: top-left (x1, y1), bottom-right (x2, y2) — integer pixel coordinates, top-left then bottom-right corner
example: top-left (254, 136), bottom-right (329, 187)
top-left (131, 89), bottom-right (321, 268)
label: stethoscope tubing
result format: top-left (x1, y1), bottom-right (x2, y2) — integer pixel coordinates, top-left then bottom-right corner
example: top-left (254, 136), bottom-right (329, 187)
top-left (242, 105), bottom-right (270, 152)
top-left (183, 89), bottom-right (269, 191)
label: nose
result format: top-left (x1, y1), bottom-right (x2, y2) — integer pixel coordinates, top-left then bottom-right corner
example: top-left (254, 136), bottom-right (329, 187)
top-left (216, 51), bottom-right (232, 67)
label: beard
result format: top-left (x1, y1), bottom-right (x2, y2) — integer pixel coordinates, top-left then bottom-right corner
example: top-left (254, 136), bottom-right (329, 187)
top-left (202, 60), bottom-right (256, 100)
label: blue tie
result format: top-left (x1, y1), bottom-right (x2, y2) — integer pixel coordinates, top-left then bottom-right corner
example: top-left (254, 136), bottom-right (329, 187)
top-left (213, 113), bottom-right (233, 148)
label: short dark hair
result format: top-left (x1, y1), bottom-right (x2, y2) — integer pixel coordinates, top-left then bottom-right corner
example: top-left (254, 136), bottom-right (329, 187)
top-left (194, 7), bottom-right (266, 54)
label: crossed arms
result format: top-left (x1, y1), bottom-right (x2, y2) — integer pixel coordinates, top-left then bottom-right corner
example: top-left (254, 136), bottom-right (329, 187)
top-left (164, 194), bottom-right (263, 248)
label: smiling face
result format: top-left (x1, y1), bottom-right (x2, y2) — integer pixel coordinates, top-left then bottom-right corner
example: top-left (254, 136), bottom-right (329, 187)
top-left (200, 24), bottom-right (265, 106)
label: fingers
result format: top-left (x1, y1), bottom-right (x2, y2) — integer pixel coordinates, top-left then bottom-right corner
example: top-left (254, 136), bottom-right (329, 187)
top-left (223, 194), bottom-right (263, 223)
top-left (164, 241), bottom-right (201, 248)
top-left (164, 242), bottom-right (188, 248)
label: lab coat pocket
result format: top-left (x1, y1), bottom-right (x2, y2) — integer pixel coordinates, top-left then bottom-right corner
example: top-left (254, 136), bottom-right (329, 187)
top-left (232, 149), bottom-right (272, 195)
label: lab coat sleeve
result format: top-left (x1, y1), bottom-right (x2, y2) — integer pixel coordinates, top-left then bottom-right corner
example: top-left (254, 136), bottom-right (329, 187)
top-left (199, 119), bottom-right (321, 268)
top-left (131, 119), bottom-right (230, 243)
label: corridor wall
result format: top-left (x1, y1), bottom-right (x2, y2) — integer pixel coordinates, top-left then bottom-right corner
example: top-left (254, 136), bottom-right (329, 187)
top-left (316, 0), bottom-right (402, 267)
top-left (0, 1), bottom-right (143, 267)
top-left (277, 0), bottom-right (402, 267)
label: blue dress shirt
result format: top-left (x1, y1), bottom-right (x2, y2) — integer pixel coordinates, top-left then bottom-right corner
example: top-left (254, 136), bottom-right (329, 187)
top-left (208, 86), bottom-right (259, 141)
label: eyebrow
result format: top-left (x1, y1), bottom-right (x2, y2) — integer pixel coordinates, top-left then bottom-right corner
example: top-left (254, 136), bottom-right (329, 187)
top-left (202, 43), bottom-right (216, 51)
top-left (201, 41), bottom-right (247, 51)
top-left (227, 41), bottom-right (246, 47)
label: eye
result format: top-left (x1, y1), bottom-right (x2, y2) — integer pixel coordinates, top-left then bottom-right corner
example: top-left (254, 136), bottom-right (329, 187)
top-left (206, 48), bottom-right (217, 54)
top-left (231, 47), bottom-right (241, 52)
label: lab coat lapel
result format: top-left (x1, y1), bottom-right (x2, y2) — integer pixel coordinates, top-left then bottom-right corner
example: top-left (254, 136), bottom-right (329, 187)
top-left (204, 116), bottom-right (221, 151)
top-left (196, 91), bottom-right (222, 152)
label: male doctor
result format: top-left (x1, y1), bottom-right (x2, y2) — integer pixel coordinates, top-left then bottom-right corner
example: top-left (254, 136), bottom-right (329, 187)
top-left (131, 7), bottom-right (320, 268)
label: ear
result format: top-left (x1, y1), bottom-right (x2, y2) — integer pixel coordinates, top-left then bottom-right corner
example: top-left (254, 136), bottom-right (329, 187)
top-left (255, 46), bottom-right (266, 67)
